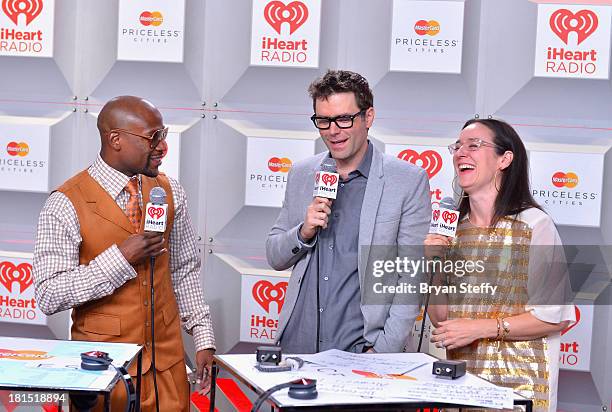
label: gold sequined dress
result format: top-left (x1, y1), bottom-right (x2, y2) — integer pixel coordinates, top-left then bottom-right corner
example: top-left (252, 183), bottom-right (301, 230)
top-left (445, 208), bottom-right (574, 412)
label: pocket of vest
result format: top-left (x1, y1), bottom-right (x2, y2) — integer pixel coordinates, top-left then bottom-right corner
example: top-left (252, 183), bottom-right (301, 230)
top-left (83, 312), bottom-right (121, 336)
top-left (162, 303), bottom-right (179, 325)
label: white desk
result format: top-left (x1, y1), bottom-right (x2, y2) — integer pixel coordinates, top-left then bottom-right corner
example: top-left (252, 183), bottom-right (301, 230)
top-left (211, 350), bottom-right (533, 411)
top-left (0, 336), bottom-right (142, 411)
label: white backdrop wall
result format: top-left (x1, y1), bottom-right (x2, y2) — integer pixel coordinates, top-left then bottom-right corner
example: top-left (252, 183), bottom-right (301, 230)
top-left (0, 1), bottom-right (610, 410)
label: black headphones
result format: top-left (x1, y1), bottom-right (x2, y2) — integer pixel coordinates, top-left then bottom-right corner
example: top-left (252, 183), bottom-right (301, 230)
top-left (80, 351), bottom-right (137, 412)
top-left (80, 351), bottom-right (113, 371)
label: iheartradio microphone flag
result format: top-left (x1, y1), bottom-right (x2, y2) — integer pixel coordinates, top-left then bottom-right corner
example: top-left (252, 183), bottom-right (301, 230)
top-left (313, 171), bottom-right (339, 199)
top-left (143, 203), bottom-right (167, 233)
top-left (429, 197), bottom-right (459, 238)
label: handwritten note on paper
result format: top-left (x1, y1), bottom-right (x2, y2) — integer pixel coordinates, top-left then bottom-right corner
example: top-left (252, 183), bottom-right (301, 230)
top-left (386, 380), bottom-right (515, 410)
top-left (301, 349), bottom-right (428, 376)
top-left (315, 377), bottom-right (392, 399)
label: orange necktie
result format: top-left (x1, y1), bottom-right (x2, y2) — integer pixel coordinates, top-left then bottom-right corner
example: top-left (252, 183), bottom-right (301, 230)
top-left (124, 178), bottom-right (142, 231)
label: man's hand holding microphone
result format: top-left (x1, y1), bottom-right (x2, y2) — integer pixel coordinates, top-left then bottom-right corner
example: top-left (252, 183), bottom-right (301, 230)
top-left (301, 158), bottom-right (339, 242)
top-left (118, 186), bottom-right (168, 265)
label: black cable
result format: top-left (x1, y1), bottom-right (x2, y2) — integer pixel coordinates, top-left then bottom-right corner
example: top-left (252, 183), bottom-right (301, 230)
top-left (417, 267), bottom-right (436, 353)
top-left (250, 382), bottom-right (294, 412)
top-left (150, 256), bottom-right (160, 412)
top-left (315, 242), bottom-right (320, 353)
top-left (110, 364), bottom-right (136, 412)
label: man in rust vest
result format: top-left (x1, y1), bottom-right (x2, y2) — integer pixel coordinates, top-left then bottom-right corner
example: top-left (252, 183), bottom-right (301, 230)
top-left (33, 96), bottom-right (215, 411)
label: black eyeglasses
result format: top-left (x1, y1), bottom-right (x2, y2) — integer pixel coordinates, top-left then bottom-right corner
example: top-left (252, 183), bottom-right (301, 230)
top-left (111, 127), bottom-right (168, 149)
top-left (310, 109), bottom-right (366, 130)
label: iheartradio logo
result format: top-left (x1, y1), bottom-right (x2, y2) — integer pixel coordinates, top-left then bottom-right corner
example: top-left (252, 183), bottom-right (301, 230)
top-left (264, 0), bottom-right (308, 35)
top-left (321, 172), bottom-right (337, 186)
top-left (6, 141), bottom-right (29, 157)
top-left (0, 261), bottom-right (33, 294)
top-left (139, 11), bottom-right (163, 27)
top-left (1, 0), bottom-right (43, 26)
top-left (550, 9), bottom-right (598, 45)
top-left (147, 207), bottom-right (165, 220)
top-left (432, 209), bottom-right (440, 222)
top-left (397, 149), bottom-right (442, 179)
top-left (552, 172), bottom-right (578, 188)
top-left (442, 210), bottom-right (457, 224)
top-left (252, 280), bottom-right (287, 314)
top-left (268, 157), bottom-right (292, 173)
top-left (414, 19), bottom-right (440, 36)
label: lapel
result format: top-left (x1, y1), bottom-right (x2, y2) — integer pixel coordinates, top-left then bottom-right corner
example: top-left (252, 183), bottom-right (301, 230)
top-left (358, 145), bottom-right (384, 283)
top-left (79, 172), bottom-right (138, 235)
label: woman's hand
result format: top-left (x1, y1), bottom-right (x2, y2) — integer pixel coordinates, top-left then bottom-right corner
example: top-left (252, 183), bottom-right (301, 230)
top-left (430, 318), bottom-right (496, 350)
top-left (424, 234), bottom-right (451, 260)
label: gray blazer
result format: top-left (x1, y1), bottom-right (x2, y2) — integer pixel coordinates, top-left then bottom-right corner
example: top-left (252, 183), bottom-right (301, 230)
top-left (266, 144), bottom-right (431, 353)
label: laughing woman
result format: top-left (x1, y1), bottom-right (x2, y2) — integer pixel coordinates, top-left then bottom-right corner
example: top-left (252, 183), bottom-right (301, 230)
top-left (425, 119), bottom-right (575, 412)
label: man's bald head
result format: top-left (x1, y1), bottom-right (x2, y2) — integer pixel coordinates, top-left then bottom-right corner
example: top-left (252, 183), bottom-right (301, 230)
top-left (97, 96), bottom-right (161, 140)
top-left (97, 96), bottom-right (166, 177)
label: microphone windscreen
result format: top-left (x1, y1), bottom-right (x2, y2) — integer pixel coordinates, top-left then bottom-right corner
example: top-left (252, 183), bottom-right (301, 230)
top-left (440, 196), bottom-right (457, 211)
top-left (320, 158), bottom-right (337, 173)
top-left (150, 186), bottom-right (167, 204)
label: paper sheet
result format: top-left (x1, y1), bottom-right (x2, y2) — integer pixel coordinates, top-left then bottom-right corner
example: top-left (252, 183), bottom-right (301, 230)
top-left (217, 352), bottom-right (518, 410)
top-left (301, 349), bottom-right (428, 376)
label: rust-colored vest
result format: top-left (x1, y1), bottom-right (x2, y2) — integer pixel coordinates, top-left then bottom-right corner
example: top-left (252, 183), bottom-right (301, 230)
top-left (58, 171), bottom-right (184, 374)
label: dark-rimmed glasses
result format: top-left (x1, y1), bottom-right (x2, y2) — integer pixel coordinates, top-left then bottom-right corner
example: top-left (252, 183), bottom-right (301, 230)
top-left (111, 127), bottom-right (168, 149)
top-left (448, 138), bottom-right (502, 155)
top-left (310, 109), bottom-right (366, 130)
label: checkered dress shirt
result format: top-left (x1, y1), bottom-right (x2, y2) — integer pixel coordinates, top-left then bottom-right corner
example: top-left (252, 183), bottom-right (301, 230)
top-left (33, 155), bottom-right (215, 351)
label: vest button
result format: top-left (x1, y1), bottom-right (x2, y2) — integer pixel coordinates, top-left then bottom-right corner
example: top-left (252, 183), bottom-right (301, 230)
top-left (143, 300), bottom-right (148, 306)
top-left (142, 280), bottom-right (147, 286)
top-left (145, 322), bottom-right (150, 327)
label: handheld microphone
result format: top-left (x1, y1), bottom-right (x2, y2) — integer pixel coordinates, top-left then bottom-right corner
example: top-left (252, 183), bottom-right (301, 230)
top-left (312, 158), bottom-right (338, 353)
top-left (418, 197), bottom-right (459, 353)
top-left (313, 158), bottom-right (339, 199)
top-left (144, 187), bottom-right (167, 233)
top-left (429, 197), bottom-right (460, 238)
top-left (145, 186), bottom-right (166, 412)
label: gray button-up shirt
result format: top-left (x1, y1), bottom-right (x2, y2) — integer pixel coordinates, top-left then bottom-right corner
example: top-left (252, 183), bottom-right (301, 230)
top-left (281, 143), bottom-right (373, 354)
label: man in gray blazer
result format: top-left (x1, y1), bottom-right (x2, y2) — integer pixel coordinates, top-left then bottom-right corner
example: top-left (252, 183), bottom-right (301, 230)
top-left (266, 70), bottom-right (431, 354)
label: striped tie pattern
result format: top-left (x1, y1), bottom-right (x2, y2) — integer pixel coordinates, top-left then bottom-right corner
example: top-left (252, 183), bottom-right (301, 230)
top-left (124, 178), bottom-right (141, 231)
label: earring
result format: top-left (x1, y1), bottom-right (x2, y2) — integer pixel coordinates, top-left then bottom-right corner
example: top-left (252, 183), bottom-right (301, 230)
top-left (452, 175), bottom-right (468, 199)
top-left (494, 171), bottom-right (501, 193)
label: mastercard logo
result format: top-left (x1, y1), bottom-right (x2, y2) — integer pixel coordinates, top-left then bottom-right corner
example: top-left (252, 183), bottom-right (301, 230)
top-left (552, 172), bottom-right (578, 188)
top-left (268, 157), bottom-right (292, 173)
top-left (0, 349), bottom-right (53, 361)
top-left (414, 19), bottom-right (440, 36)
top-left (139, 11), bottom-right (163, 26)
top-left (6, 141), bottom-right (29, 157)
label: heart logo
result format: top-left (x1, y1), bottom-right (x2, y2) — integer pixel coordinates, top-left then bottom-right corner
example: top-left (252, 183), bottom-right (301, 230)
top-left (0, 261), bottom-right (33, 293)
top-left (397, 149), bottom-right (443, 179)
top-left (263, 1), bottom-right (309, 35)
top-left (432, 209), bottom-right (440, 222)
top-left (561, 306), bottom-right (580, 336)
top-left (442, 210), bottom-right (457, 224)
top-left (321, 173), bottom-right (338, 186)
top-left (252, 280), bottom-right (288, 314)
top-left (147, 207), bottom-right (165, 219)
top-left (2, 0), bottom-right (44, 26)
top-left (550, 9), bottom-right (598, 45)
